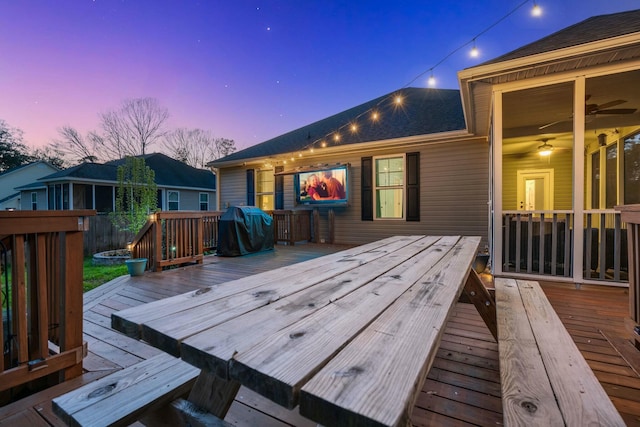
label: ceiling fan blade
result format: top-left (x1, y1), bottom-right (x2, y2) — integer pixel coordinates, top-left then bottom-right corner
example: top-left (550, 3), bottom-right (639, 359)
top-left (538, 120), bottom-right (566, 130)
top-left (595, 108), bottom-right (637, 115)
top-left (595, 99), bottom-right (626, 110)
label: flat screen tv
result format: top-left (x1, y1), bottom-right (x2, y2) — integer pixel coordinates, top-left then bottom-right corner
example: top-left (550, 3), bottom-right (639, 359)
top-left (294, 165), bottom-right (348, 206)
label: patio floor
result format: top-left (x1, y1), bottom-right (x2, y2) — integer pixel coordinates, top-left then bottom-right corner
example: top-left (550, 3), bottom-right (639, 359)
top-left (1, 242), bottom-right (640, 426)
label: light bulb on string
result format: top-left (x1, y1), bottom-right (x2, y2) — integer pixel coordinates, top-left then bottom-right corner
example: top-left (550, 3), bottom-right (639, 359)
top-left (470, 39), bottom-right (479, 58)
top-left (427, 73), bottom-right (436, 87)
top-left (531, 2), bottom-right (542, 17)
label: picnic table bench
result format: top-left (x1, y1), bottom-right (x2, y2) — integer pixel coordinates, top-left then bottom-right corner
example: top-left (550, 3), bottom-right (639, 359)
top-left (496, 278), bottom-right (624, 426)
top-left (52, 235), bottom-right (625, 426)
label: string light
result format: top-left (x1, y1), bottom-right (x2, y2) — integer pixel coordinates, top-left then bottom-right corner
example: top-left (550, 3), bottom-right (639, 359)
top-left (272, 0), bottom-right (544, 164)
top-left (470, 39), bottom-right (479, 58)
top-left (532, 2), bottom-right (542, 17)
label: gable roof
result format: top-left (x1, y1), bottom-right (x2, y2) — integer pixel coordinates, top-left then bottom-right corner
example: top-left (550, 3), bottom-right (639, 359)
top-left (480, 9), bottom-right (640, 66)
top-left (0, 160), bottom-right (59, 178)
top-left (34, 153), bottom-right (216, 190)
top-left (210, 87), bottom-right (465, 166)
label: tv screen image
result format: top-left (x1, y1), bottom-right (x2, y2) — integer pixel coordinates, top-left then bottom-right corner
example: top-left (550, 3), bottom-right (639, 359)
top-left (295, 166), bottom-right (348, 205)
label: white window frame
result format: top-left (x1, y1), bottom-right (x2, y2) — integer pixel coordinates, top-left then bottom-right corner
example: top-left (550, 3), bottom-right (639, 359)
top-left (256, 169), bottom-right (274, 211)
top-left (373, 154), bottom-right (406, 220)
top-left (199, 192), bottom-right (209, 211)
top-left (167, 190), bottom-right (180, 211)
top-left (31, 192), bottom-right (38, 210)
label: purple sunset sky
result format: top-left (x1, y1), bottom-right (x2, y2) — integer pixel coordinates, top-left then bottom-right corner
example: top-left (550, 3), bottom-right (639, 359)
top-left (2, 1), bottom-right (639, 152)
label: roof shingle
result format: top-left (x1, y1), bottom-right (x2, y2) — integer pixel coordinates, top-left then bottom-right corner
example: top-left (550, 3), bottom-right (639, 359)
top-left (211, 87), bottom-right (465, 165)
top-left (478, 9), bottom-right (640, 66)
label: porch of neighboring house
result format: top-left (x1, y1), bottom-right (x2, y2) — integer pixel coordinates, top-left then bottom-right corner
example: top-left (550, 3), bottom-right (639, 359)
top-left (2, 237), bottom-right (640, 425)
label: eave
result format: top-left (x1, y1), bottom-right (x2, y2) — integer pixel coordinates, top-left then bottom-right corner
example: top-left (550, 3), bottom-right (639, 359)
top-left (210, 129), bottom-right (482, 169)
top-left (458, 32), bottom-right (640, 136)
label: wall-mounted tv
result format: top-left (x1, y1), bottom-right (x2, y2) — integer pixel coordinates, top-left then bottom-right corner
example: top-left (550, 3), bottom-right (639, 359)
top-left (294, 164), bottom-right (349, 206)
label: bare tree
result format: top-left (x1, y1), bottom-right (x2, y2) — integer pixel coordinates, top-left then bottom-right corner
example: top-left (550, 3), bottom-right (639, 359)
top-left (52, 126), bottom-right (99, 165)
top-left (97, 98), bottom-right (169, 159)
top-left (162, 128), bottom-right (235, 169)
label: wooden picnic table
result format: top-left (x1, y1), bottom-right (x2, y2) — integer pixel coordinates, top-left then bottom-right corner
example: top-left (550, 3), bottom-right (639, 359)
top-left (111, 235), bottom-right (483, 426)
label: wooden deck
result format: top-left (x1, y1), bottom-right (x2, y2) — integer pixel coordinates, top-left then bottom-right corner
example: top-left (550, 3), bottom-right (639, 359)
top-left (2, 242), bottom-right (640, 426)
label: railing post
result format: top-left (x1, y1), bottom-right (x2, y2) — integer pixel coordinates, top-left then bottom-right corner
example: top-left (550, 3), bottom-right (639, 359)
top-left (60, 230), bottom-right (84, 380)
top-left (313, 209), bottom-right (320, 243)
top-left (197, 215), bottom-right (204, 264)
top-left (154, 216), bottom-right (162, 272)
top-left (12, 234), bottom-right (28, 367)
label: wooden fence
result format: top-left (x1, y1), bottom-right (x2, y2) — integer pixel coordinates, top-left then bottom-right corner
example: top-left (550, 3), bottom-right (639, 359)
top-left (0, 210), bottom-right (94, 404)
top-left (82, 214), bottom-right (134, 257)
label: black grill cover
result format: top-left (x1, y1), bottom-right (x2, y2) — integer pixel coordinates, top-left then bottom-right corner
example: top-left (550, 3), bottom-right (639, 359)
top-left (216, 206), bottom-right (274, 256)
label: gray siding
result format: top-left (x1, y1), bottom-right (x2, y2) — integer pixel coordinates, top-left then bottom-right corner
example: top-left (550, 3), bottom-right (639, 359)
top-left (165, 189), bottom-right (217, 211)
top-left (219, 166), bottom-right (249, 209)
top-left (218, 137), bottom-right (489, 249)
top-left (19, 189), bottom-right (47, 210)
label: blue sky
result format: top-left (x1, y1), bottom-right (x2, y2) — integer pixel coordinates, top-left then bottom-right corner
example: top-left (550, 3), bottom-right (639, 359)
top-left (1, 1), bottom-right (638, 151)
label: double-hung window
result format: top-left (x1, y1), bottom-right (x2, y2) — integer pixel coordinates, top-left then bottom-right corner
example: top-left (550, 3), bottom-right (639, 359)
top-left (199, 193), bottom-right (209, 211)
top-left (168, 190), bottom-right (180, 210)
top-left (256, 170), bottom-right (274, 210)
top-left (374, 155), bottom-right (405, 219)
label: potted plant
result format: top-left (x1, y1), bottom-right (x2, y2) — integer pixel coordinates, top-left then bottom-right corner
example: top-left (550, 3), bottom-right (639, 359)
top-left (109, 156), bottom-right (158, 275)
top-left (125, 257), bottom-right (147, 276)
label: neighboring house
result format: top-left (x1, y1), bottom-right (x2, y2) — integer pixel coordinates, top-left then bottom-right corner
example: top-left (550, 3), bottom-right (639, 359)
top-left (0, 161), bottom-right (59, 210)
top-left (209, 8), bottom-right (640, 287)
top-left (17, 153), bottom-right (217, 212)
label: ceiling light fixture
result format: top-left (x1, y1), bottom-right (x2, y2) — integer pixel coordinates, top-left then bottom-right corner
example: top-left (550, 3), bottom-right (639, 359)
top-left (538, 140), bottom-right (554, 156)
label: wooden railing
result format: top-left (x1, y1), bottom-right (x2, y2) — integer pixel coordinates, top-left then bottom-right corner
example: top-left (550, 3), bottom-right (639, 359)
top-left (502, 210), bottom-right (628, 283)
top-left (129, 209), bottom-right (316, 271)
top-left (616, 204), bottom-right (640, 348)
top-left (503, 211), bottom-right (574, 277)
top-left (0, 210), bottom-right (94, 401)
top-left (129, 211), bottom-right (224, 272)
top-left (269, 210), bottom-right (314, 245)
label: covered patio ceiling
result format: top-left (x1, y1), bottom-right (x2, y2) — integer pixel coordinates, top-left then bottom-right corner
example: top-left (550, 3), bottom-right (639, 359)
top-left (502, 68), bottom-right (640, 156)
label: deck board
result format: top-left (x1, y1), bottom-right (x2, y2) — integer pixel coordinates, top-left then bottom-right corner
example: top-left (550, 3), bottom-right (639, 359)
top-left (1, 243), bottom-right (640, 426)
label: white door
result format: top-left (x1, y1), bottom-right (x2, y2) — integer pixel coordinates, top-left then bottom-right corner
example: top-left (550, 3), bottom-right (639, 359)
top-left (516, 169), bottom-right (554, 211)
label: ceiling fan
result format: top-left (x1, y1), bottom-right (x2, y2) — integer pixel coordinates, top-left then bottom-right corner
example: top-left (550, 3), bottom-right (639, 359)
top-left (539, 96), bottom-right (637, 130)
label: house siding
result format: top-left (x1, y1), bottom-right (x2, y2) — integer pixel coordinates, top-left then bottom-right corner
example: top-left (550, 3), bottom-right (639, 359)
top-left (502, 149), bottom-right (573, 210)
top-left (218, 137), bottom-right (489, 248)
top-left (1, 162), bottom-right (58, 210)
top-left (161, 189), bottom-right (217, 211)
top-left (19, 189), bottom-right (47, 210)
